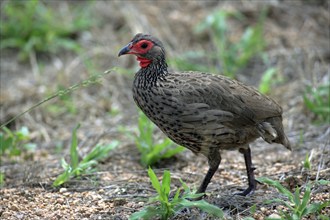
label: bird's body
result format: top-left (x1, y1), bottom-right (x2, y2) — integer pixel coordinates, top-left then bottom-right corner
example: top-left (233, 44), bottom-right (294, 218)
top-left (119, 33), bottom-right (291, 196)
top-left (133, 70), bottom-right (289, 155)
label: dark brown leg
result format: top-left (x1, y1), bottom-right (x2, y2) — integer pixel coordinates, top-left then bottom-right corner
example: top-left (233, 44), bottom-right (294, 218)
top-left (237, 146), bottom-right (257, 196)
top-left (197, 147), bottom-right (221, 194)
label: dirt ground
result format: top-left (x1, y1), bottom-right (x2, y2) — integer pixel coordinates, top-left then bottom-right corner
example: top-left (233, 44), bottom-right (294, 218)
top-left (1, 1), bottom-right (329, 219)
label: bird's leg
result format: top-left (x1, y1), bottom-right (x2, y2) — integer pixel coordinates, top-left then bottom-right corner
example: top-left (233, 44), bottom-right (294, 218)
top-left (237, 146), bottom-right (257, 196)
top-left (197, 147), bottom-right (221, 195)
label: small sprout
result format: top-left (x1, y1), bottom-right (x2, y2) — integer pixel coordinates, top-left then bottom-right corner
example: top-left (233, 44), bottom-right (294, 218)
top-left (303, 152), bottom-right (312, 170)
top-left (257, 177), bottom-right (330, 219)
top-left (53, 124), bottom-right (119, 187)
top-left (0, 126), bottom-right (36, 157)
top-left (259, 68), bottom-right (280, 94)
top-left (303, 83), bottom-right (330, 124)
top-left (133, 111), bottom-right (185, 167)
top-left (129, 167), bottom-right (224, 220)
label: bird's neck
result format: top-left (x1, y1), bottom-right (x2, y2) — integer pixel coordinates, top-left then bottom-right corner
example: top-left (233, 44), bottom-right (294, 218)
top-left (137, 56), bottom-right (168, 88)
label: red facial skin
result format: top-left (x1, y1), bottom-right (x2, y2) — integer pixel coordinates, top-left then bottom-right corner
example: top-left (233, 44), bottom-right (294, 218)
top-left (128, 40), bottom-right (154, 68)
top-left (136, 56), bottom-right (151, 68)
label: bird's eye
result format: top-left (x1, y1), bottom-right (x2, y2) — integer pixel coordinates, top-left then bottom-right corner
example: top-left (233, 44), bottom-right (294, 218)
top-left (141, 43), bottom-right (148, 49)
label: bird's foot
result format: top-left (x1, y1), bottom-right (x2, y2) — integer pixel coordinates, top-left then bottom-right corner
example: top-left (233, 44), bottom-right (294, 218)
top-left (234, 180), bottom-right (259, 196)
top-left (234, 186), bottom-right (255, 196)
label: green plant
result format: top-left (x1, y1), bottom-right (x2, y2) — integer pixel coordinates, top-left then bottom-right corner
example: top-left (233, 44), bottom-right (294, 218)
top-left (189, 9), bottom-right (267, 78)
top-left (0, 0), bottom-right (94, 60)
top-left (1, 69), bottom-right (112, 129)
top-left (0, 126), bottom-right (36, 157)
top-left (303, 152), bottom-right (312, 171)
top-left (53, 124), bottom-right (119, 187)
top-left (0, 172), bottom-right (4, 186)
top-left (134, 111), bottom-right (185, 167)
top-left (257, 177), bottom-right (330, 220)
top-left (130, 167), bottom-right (224, 220)
top-left (259, 68), bottom-right (281, 94)
top-left (303, 83), bottom-right (330, 123)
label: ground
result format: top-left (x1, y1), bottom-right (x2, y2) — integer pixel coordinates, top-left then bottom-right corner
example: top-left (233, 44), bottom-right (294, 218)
top-left (0, 1), bottom-right (329, 220)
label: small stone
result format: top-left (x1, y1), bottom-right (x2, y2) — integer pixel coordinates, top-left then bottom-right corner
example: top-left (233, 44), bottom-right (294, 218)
top-left (1, 211), bottom-right (11, 219)
top-left (57, 198), bottom-right (65, 204)
top-left (59, 188), bottom-right (68, 193)
top-left (260, 207), bottom-right (266, 212)
top-left (10, 204), bottom-right (19, 211)
top-left (268, 213), bottom-right (281, 218)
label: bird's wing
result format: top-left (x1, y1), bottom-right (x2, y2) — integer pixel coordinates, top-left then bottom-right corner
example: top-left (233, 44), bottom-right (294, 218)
top-left (159, 71), bottom-right (282, 126)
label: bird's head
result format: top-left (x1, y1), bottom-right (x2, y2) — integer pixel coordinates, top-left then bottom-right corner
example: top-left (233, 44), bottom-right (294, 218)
top-left (118, 33), bottom-right (165, 68)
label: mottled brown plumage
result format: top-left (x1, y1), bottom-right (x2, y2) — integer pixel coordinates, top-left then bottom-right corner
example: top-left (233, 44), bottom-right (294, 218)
top-left (119, 33), bottom-right (291, 196)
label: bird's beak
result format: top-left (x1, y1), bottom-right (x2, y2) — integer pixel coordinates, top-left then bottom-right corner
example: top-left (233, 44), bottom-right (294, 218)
top-left (118, 42), bottom-right (133, 57)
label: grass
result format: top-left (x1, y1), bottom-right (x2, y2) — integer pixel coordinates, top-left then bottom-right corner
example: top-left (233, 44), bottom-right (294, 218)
top-left (53, 124), bottom-right (119, 187)
top-left (0, 172), bottom-right (4, 187)
top-left (303, 83), bottom-right (330, 124)
top-left (258, 67), bottom-right (282, 94)
top-left (130, 167), bottom-right (224, 220)
top-left (0, 0), bottom-right (94, 60)
top-left (132, 111), bottom-right (185, 167)
top-left (0, 126), bottom-right (36, 158)
top-left (303, 152), bottom-right (312, 171)
top-left (170, 8), bottom-right (267, 79)
top-left (1, 69), bottom-right (113, 129)
top-left (257, 177), bottom-right (330, 220)
top-left (169, 8), bottom-right (286, 96)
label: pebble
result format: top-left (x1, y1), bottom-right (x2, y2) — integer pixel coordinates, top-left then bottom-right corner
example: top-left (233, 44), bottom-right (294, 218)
top-left (57, 198), bottom-right (65, 204)
top-left (268, 213), bottom-right (281, 218)
top-left (1, 211), bottom-right (11, 219)
top-left (10, 203), bottom-right (19, 211)
top-left (59, 188), bottom-right (68, 193)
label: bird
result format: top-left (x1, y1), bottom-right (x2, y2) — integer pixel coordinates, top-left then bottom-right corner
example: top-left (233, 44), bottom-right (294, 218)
top-left (118, 33), bottom-right (291, 197)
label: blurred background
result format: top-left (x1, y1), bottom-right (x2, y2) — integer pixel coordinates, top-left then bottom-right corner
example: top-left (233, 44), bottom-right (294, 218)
top-left (0, 0), bottom-right (329, 219)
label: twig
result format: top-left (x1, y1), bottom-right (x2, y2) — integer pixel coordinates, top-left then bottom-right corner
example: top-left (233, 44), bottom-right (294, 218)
top-left (316, 141), bottom-right (329, 181)
top-left (0, 69), bottom-right (114, 129)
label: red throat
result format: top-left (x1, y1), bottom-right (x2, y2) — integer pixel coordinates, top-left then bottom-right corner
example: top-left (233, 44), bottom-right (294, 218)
top-left (137, 56), bottom-right (152, 68)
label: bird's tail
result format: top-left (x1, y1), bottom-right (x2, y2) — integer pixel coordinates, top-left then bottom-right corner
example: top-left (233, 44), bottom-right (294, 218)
top-left (258, 117), bottom-right (291, 151)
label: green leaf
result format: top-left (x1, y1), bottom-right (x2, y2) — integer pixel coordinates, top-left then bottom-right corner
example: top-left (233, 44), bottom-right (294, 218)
top-left (16, 126), bottom-right (30, 140)
top-left (60, 158), bottom-right (70, 170)
top-left (53, 169), bottom-right (71, 187)
top-left (300, 185), bottom-right (311, 212)
top-left (76, 160), bottom-right (97, 172)
top-left (265, 198), bottom-right (293, 210)
top-left (179, 178), bottom-right (194, 195)
top-left (173, 188), bottom-right (182, 201)
top-left (293, 187), bottom-right (301, 208)
top-left (179, 199), bottom-right (224, 218)
top-left (81, 141), bottom-right (119, 164)
top-left (257, 177), bottom-right (294, 201)
top-left (0, 172), bottom-right (4, 186)
top-left (161, 170), bottom-right (171, 199)
top-left (148, 167), bottom-right (161, 195)
top-left (303, 153), bottom-right (312, 170)
top-left (70, 124), bottom-right (80, 169)
top-left (259, 68), bottom-right (277, 94)
top-left (129, 206), bottom-right (162, 220)
top-left (0, 133), bottom-right (13, 151)
top-left (317, 180), bottom-right (330, 185)
top-left (250, 204), bottom-right (257, 215)
top-left (162, 145), bottom-right (185, 158)
top-left (305, 200), bottom-right (330, 215)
